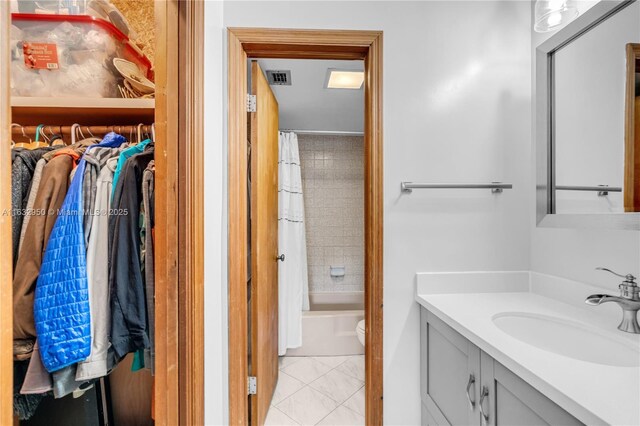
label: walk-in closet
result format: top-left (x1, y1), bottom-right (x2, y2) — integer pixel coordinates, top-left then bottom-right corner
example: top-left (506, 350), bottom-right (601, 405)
top-left (7, 1), bottom-right (157, 424)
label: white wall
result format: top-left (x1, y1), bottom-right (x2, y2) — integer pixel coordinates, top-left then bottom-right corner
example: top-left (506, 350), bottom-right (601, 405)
top-left (204, 2), bottom-right (228, 425)
top-left (220, 2), bottom-right (532, 424)
top-left (530, 1), bottom-right (640, 293)
top-left (203, 1), bottom-right (640, 424)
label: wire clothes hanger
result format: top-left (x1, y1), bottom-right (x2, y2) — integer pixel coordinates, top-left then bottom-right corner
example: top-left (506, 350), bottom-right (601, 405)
top-left (9, 123), bottom-right (20, 147)
top-left (70, 123), bottom-right (80, 145)
top-left (10, 123), bottom-right (22, 147)
top-left (13, 124), bottom-right (32, 149)
top-left (137, 123), bottom-right (145, 145)
top-left (39, 125), bottom-right (50, 144)
top-left (48, 125), bottom-right (65, 146)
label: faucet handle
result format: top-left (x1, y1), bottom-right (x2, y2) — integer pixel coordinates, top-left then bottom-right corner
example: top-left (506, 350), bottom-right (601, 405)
top-left (597, 267), bottom-right (639, 301)
top-left (596, 267), bottom-right (636, 283)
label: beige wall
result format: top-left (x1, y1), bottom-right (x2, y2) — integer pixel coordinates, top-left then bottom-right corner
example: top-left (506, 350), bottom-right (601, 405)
top-left (299, 135), bottom-right (364, 293)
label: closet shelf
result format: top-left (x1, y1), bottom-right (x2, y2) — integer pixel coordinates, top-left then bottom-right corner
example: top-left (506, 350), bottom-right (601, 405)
top-left (11, 97), bottom-right (155, 126)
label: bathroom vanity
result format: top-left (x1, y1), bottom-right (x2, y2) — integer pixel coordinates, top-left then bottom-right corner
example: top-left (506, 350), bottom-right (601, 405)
top-left (416, 272), bottom-right (640, 426)
top-left (420, 309), bottom-right (581, 426)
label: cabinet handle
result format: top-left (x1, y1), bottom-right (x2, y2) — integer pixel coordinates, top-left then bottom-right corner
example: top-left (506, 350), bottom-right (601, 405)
top-left (465, 374), bottom-right (476, 409)
top-left (479, 386), bottom-right (490, 425)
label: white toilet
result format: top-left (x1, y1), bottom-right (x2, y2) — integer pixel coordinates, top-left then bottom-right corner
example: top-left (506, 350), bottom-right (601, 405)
top-left (356, 320), bottom-right (365, 346)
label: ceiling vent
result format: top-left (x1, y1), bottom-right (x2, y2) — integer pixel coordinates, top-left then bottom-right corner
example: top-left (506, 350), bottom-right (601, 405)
top-left (266, 70), bottom-right (292, 86)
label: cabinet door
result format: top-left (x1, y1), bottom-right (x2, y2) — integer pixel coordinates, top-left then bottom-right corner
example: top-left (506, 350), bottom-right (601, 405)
top-left (479, 352), bottom-right (583, 426)
top-left (421, 307), bottom-right (481, 426)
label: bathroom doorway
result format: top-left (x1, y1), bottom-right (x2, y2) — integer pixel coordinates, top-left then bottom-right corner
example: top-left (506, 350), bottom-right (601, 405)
top-left (227, 29), bottom-right (383, 425)
top-left (249, 57), bottom-right (366, 425)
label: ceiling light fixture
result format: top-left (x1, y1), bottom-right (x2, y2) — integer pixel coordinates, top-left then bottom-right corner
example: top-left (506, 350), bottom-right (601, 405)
top-left (325, 69), bottom-right (364, 89)
top-left (534, 0), bottom-right (579, 33)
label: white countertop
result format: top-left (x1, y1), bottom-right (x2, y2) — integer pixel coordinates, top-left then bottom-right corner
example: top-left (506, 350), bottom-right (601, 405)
top-left (415, 271), bottom-right (640, 426)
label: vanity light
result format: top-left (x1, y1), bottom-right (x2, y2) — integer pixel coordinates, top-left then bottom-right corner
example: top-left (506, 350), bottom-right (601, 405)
top-left (534, 0), bottom-right (579, 33)
top-left (325, 69), bottom-right (364, 89)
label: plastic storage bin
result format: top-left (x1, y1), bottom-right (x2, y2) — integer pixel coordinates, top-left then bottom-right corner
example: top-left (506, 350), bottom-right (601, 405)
top-left (10, 13), bottom-right (153, 98)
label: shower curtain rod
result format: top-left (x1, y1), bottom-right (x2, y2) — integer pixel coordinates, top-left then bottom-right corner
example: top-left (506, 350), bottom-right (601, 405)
top-left (279, 129), bottom-right (364, 136)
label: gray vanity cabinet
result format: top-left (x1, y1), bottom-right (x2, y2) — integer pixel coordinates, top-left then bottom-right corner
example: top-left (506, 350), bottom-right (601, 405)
top-left (420, 308), bottom-right (481, 426)
top-left (479, 353), bottom-right (583, 426)
top-left (420, 307), bottom-right (583, 426)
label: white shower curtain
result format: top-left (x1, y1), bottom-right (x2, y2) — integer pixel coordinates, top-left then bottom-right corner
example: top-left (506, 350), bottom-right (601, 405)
top-left (278, 132), bottom-right (310, 356)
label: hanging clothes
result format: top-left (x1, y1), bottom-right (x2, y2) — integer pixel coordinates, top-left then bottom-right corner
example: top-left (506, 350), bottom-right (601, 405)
top-left (141, 160), bottom-right (155, 373)
top-left (18, 150), bottom-right (60, 253)
top-left (13, 359), bottom-right (44, 421)
top-left (82, 144), bottom-right (129, 244)
top-left (75, 156), bottom-right (119, 381)
top-left (110, 138), bottom-right (152, 200)
top-left (20, 342), bottom-right (52, 395)
top-left (109, 144), bottom-right (154, 363)
top-left (9, 126), bottom-right (159, 422)
top-left (51, 364), bottom-right (91, 399)
top-left (11, 146), bottom-right (59, 267)
top-left (48, 144), bottom-right (127, 394)
top-left (12, 139), bottom-right (98, 420)
top-left (277, 132), bottom-right (310, 356)
top-left (13, 139), bottom-right (98, 352)
top-left (35, 133), bottom-right (126, 373)
top-left (10, 127), bottom-right (157, 422)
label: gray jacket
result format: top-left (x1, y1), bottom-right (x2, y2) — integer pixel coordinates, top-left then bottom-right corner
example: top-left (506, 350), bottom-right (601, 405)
top-left (82, 145), bottom-right (126, 245)
top-left (76, 157), bottom-right (119, 380)
top-left (11, 147), bottom-right (58, 266)
top-left (141, 161), bottom-right (155, 372)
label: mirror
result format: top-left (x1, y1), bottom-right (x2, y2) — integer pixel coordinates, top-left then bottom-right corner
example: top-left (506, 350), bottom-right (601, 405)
top-left (536, 0), bottom-right (640, 229)
top-left (625, 43), bottom-right (640, 211)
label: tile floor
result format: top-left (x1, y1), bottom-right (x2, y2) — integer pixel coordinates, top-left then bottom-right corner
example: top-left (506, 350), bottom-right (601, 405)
top-left (265, 355), bottom-right (365, 425)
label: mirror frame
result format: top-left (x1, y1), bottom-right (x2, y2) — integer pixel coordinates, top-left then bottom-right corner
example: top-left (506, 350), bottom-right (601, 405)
top-left (536, 0), bottom-right (640, 230)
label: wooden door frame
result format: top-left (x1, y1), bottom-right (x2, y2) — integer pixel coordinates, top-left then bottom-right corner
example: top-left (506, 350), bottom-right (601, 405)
top-left (155, 1), bottom-right (205, 425)
top-left (0, 1), bottom-right (205, 424)
top-left (0, 2), bottom-right (13, 425)
top-left (227, 28), bottom-right (384, 425)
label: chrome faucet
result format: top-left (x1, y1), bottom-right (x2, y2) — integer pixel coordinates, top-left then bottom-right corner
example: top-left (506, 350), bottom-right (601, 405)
top-left (585, 267), bottom-right (640, 334)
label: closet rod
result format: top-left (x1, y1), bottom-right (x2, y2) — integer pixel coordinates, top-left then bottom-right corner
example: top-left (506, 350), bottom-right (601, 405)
top-left (11, 124), bottom-right (153, 142)
top-left (11, 125), bottom-right (153, 135)
top-left (279, 129), bottom-right (364, 136)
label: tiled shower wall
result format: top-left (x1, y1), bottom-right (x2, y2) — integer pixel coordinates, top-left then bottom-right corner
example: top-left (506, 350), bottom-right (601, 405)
top-left (298, 134), bottom-right (364, 293)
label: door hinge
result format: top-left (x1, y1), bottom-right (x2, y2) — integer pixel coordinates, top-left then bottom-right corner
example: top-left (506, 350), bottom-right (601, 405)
top-left (246, 94), bottom-right (256, 112)
top-left (248, 376), bottom-right (257, 395)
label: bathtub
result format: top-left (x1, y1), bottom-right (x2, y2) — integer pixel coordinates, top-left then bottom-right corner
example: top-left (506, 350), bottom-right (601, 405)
top-left (285, 291), bottom-right (364, 357)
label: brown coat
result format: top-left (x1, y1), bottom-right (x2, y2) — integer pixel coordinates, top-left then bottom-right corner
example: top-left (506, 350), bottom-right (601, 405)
top-left (12, 140), bottom-right (97, 349)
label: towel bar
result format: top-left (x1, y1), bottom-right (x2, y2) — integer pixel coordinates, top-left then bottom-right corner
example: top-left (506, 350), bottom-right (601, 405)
top-left (400, 182), bottom-right (513, 194)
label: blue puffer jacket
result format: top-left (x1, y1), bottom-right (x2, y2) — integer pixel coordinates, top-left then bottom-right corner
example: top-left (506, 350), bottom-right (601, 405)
top-left (34, 133), bottom-right (126, 372)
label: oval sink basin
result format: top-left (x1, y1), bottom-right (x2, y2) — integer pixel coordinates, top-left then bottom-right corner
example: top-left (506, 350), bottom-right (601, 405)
top-left (492, 312), bottom-right (640, 367)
